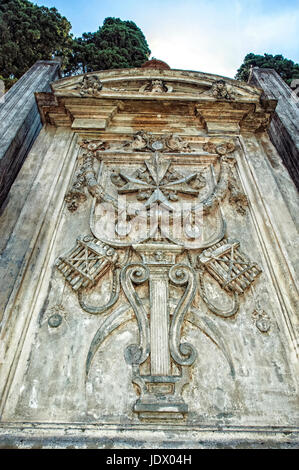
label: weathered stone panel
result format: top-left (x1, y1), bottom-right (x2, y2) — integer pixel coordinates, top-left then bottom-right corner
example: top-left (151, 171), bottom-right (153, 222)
top-left (0, 67), bottom-right (298, 448)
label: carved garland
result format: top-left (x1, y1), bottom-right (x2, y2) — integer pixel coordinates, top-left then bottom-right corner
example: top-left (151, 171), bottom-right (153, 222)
top-left (65, 135), bottom-right (248, 218)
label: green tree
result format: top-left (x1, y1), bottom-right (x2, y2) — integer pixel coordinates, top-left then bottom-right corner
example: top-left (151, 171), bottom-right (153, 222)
top-left (66, 17), bottom-right (151, 75)
top-left (235, 53), bottom-right (299, 86)
top-left (0, 0), bottom-right (73, 80)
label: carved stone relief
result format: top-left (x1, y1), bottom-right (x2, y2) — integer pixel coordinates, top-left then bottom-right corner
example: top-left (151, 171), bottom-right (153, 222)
top-left (139, 79), bottom-right (173, 93)
top-left (124, 131), bottom-right (191, 153)
top-left (252, 308), bottom-right (271, 334)
top-left (201, 79), bottom-right (236, 101)
top-left (203, 141), bottom-right (248, 215)
top-left (77, 74), bottom-right (103, 97)
top-left (64, 134), bottom-right (195, 212)
top-left (56, 134), bottom-right (263, 421)
top-left (47, 304), bottom-right (66, 329)
top-left (76, 74), bottom-right (127, 96)
top-left (110, 152), bottom-right (206, 208)
top-left (228, 173), bottom-right (249, 215)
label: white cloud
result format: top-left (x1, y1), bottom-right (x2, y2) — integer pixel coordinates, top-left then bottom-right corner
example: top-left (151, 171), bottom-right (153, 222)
top-left (145, 0), bottom-right (299, 77)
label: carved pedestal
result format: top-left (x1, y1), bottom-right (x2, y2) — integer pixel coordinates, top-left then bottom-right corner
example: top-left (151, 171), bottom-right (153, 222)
top-left (125, 243), bottom-right (195, 420)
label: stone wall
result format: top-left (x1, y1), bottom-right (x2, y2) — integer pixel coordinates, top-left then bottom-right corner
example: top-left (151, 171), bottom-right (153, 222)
top-left (0, 60), bottom-right (61, 209)
top-left (0, 68), bottom-right (298, 448)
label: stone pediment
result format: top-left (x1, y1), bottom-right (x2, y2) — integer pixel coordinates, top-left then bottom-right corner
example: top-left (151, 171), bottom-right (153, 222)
top-left (52, 68), bottom-right (261, 102)
top-left (36, 68), bottom-right (277, 135)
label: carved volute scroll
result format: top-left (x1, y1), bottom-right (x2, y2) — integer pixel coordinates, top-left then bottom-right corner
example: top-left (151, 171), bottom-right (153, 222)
top-left (56, 133), bottom-right (263, 421)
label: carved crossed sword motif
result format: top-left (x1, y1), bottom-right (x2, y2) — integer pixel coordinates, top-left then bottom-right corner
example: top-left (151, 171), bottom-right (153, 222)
top-left (111, 152), bottom-right (204, 211)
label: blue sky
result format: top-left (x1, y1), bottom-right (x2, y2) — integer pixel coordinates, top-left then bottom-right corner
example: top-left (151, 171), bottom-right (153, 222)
top-left (35, 0), bottom-right (299, 78)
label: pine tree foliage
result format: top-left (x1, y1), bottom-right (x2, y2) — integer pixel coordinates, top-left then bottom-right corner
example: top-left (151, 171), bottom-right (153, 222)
top-left (0, 0), bottom-right (73, 80)
top-left (66, 17), bottom-right (151, 75)
top-left (235, 53), bottom-right (299, 86)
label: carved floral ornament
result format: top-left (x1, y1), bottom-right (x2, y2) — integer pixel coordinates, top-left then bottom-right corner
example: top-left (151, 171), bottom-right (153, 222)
top-left (56, 133), bottom-right (265, 420)
top-left (65, 133), bottom-right (248, 216)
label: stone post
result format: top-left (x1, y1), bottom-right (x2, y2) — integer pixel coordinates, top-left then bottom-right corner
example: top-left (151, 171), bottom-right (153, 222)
top-left (249, 67), bottom-right (299, 190)
top-left (0, 60), bottom-right (61, 208)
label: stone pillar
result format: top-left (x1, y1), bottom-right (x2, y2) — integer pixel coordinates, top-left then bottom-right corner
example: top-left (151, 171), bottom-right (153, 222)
top-left (249, 67), bottom-right (299, 190)
top-left (149, 269), bottom-right (171, 376)
top-left (0, 60), bottom-right (61, 208)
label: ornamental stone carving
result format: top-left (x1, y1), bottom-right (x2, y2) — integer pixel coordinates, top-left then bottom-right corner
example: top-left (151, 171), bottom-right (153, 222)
top-left (139, 79), bottom-right (173, 93)
top-left (125, 131), bottom-right (191, 153)
top-left (203, 141), bottom-right (248, 215)
top-left (57, 135), bottom-right (263, 421)
top-left (228, 174), bottom-right (249, 215)
top-left (252, 308), bottom-right (271, 333)
top-left (204, 79), bottom-right (236, 100)
top-left (78, 74), bottom-right (103, 97)
top-left (2, 63), bottom-right (298, 447)
top-left (110, 152), bottom-right (205, 209)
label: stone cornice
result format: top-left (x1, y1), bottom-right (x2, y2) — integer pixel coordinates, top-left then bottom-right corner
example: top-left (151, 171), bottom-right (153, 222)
top-left (36, 68), bottom-right (277, 135)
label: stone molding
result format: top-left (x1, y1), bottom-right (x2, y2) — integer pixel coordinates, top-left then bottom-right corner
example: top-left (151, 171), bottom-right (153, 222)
top-left (0, 422), bottom-right (298, 449)
top-left (35, 68), bottom-right (276, 135)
